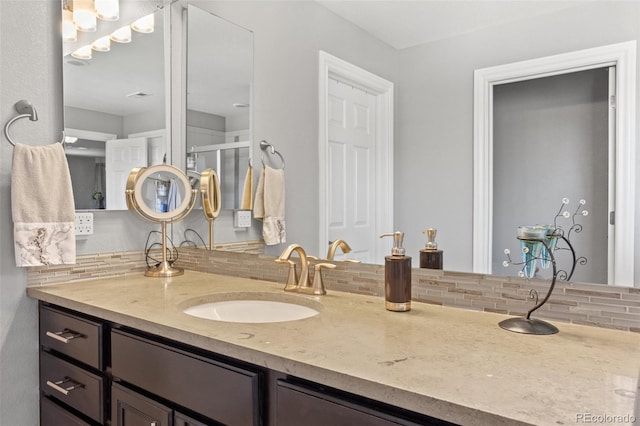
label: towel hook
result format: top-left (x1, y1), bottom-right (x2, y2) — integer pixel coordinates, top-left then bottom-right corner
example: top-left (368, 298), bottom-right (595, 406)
top-left (259, 140), bottom-right (285, 169)
top-left (4, 100), bottom-right (65, 146)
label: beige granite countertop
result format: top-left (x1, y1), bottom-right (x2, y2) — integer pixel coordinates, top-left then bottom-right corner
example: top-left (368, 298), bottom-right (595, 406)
top-left (27, 271), bottom-right (640, 426)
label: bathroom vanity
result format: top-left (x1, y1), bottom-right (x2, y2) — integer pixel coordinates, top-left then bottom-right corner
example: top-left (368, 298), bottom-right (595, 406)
top-left (28, 271), bottom-right (640, 425)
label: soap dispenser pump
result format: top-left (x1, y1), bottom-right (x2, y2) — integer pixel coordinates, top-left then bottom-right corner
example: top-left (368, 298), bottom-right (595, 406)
top-left (420, 228), bottom-right (443, 270)
top-left (379, 232), bottom-right (412, 312)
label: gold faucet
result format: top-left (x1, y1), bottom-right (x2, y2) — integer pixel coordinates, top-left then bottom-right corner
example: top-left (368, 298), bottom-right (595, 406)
top-left (277, 244), bottom-right (311, 289)
top-left (326, 239), bottom-right (361, 263)
top-left (276, 244), bottom-right (335, 295)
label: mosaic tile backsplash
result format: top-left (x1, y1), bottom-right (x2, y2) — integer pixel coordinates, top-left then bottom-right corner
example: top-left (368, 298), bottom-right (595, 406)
top-left (28, 245), bottom-right (640, 333)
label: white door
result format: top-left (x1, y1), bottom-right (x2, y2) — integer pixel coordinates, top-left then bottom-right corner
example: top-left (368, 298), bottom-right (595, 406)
top-left (327, 78), bottom-right (377, 262)
top-left (105, 137), bottom-right (147, 210)
top-left (128, 129), bottom-right (167, 166)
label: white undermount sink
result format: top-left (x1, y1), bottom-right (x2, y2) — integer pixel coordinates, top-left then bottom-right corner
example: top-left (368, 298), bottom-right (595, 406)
top-left (183, 295), bottom-right (320, 323)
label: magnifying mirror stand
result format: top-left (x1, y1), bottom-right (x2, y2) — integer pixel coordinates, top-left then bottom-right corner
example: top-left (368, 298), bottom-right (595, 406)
top-left (207, 219), bottom-right (214, 251)
top-left (147, 221), bottom-right (183, 277)
top-left (126, 165), bottom-right (197, 279)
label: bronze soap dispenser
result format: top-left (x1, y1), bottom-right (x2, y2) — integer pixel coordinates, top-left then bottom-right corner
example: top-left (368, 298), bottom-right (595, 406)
top-left (379, 232), bottom-right (412, 312)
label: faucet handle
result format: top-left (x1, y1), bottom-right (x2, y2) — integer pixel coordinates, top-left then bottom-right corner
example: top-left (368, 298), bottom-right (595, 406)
top-left (307, 255), bottom-right (320, 261)
top-left (307, 262), bottom-right (335, 295)
top-left (275, 259), bottom-right (298, 291)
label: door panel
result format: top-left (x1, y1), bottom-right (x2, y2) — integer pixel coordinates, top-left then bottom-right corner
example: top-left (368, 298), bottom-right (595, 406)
top-left (328, 78), bottom-right (376, 263)
top-left (105, 137), bottom-right (147, 210)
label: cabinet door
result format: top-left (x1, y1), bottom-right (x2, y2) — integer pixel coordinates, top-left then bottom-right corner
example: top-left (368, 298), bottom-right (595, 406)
top-left (276, 380), bottom-right (423, 426)
top-left (174, 411), bottom-right (209, 426)
top-left (112, 383), bottom-right (172, 426)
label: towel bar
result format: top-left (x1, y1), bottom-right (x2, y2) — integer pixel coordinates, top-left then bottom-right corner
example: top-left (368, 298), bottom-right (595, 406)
top-left (4, 100), bottom-right (64, 146)
top-left (259, 140), bottom-right (285, 169)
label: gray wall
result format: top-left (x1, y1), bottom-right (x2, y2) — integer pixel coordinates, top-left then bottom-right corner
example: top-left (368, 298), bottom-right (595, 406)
top-left (396, 1), bottom-right (640, 277)
top-left (0, 3), bottom-right (59, 424)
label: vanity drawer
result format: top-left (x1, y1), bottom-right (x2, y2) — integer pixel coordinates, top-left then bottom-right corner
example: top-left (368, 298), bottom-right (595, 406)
top-left (40, 351), bottom-right (105, 424)
top-left (39, 305), bottom-right (104, 370)
top-left (40, 395), bottom-right (91, 426)
top-left (111, 329), bottom-right (261, 426)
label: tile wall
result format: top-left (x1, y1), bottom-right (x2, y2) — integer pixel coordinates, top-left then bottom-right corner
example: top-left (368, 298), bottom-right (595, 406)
top-left (27, 245), bottom-right (640, 333)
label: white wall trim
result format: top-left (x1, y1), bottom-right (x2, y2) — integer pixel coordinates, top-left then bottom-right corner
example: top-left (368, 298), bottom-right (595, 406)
top-left (318, 51), bottom-right (394, 260)
top-left (65, 128), bottom-right (117, 142)
top-left (473, 41), bottom-right (636, 286)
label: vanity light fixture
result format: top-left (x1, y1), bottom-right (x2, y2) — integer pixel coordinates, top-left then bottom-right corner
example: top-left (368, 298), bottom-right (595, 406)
top-left (94, 0), bottom-right (119, 21)
top-left (71, 45), bottom-right (92, 60)
top-left (131, 13), bottom-right (154, 34)
top-left (109, 25), bottom-right (132, 43)
top-left (73, 0), bottom-right (97, 32)
top-left (91, 35), bottom-right (111, 52)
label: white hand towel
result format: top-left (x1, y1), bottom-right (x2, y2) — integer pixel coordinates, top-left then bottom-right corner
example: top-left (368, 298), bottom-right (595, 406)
top-left (167, 178), bottom-right (182, 212)
top-left (240, 165), bottom-right (253, 210)
top-left (253, 165), bottom-right (285, 245)
top-left (11, 143), bottom-right (76, 266)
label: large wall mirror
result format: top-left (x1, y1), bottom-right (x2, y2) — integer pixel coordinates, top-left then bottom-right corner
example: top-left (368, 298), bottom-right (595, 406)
top-left (185, 4), bottom-right (253, 212)
top-left (62, 0), bottom-right (255, 224)
top-left (62, 0), bottom-right (167, 211)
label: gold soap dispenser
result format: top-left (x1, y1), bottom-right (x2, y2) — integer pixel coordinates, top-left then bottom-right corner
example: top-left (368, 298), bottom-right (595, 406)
top-left (420, 228), bottom-right (443, 269)
top-left (379, 232), bottom-right (412, 312)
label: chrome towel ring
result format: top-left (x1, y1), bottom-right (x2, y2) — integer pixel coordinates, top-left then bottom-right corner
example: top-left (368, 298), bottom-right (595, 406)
top-left (259, 140), bottom-right (285, 169)
top-left (4, 100), bottom-right (64, 146)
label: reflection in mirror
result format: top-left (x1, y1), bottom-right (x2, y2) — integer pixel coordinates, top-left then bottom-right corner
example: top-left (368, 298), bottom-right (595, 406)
top-left (186, 4), bottom-right (253, 212)
top-left (492, 69), bottom-right (608, 285)
top-left (63, 1), bottom-right (167, 210)
top-left (200, 168), bottom-right (222, 250)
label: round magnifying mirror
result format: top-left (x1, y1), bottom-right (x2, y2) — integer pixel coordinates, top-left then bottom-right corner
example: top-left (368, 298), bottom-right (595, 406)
top-left (126, 165), bottom-right (197, 277)
top-left (200, 169), bottom-right (222, 250)
top-left (130, 165), bottom-right (194, 222)
top-left (201, 168), bottom-right (221, 219)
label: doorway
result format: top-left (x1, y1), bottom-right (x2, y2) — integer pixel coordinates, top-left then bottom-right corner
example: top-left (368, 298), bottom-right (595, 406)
top-left (473, 41), bottom-right (636, 286)
top-left (318, 51), bottom-right (394, 263)
top-left (492, 68), bottom-right (609, 284)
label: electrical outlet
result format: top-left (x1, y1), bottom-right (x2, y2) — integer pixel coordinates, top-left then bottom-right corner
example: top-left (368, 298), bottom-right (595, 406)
top-left (75, 212), bottom-right (94, 236)
top-left (234, 210), bottom-right (252, 228)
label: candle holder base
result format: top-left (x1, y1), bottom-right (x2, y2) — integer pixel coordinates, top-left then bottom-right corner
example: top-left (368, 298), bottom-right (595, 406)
top-left (499, 317), bottom-right (558, 335)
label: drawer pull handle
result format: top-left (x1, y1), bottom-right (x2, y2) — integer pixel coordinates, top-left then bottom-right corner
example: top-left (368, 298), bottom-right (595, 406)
top-left (46, 377), bottom-right (85, 396)
top-left (46, 329), bottom-right (85, 344)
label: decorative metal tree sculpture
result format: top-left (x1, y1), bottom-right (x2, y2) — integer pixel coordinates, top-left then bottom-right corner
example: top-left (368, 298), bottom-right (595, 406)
top-left (499, 198), bottom-right (588, 335)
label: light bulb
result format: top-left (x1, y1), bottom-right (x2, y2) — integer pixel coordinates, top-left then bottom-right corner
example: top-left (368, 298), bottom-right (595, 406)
top-left (110, 26), bottom-right (132, 43)
top-left (62, 9), bottom-right (77, 41)
top-left (95, 0), bottom-right (119, 21)
top-left (73, 0), bottom-right (96, 32)
top-left (131, 13), bottom-right (154, 34)
top-left (91, 36), bottom-right (111, 52)
top-left (71, 45), bottom-right (92, 60)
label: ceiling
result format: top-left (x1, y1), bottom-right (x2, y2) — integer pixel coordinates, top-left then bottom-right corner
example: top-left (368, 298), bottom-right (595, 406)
top-left (316, 0), bottom-right (593, 50)
top-left (63, 1), bottom-right (594, 120)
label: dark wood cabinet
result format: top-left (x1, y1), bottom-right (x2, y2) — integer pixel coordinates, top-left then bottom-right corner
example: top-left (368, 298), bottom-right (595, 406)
top-left (275, 379), bottom-right (452, 426)
top-left (38, 302), bottom-right (452, 426)
top-left (111, 383), bottom-right (173, 426)
top-left (111, 329), bottom-right (261, 426)
top-left (39, 304), bottom-right (108, 425)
